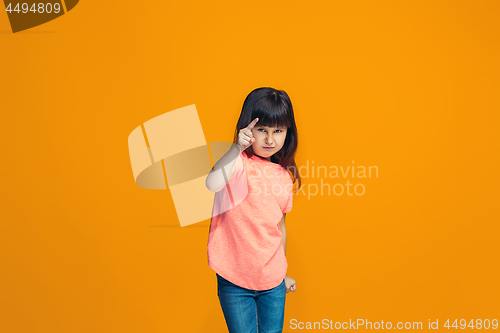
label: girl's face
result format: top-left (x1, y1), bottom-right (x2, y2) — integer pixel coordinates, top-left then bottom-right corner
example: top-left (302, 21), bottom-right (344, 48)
top-left (251, 124), bottom-right (288, 161)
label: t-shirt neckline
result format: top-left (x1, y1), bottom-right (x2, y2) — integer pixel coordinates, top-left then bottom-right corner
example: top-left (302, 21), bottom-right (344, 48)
top-left (244, 151), bottom-right (283, 168)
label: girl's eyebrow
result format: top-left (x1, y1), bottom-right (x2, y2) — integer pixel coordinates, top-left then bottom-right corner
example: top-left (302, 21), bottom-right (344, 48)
top-left (257, 125), bottom-right (286, 129)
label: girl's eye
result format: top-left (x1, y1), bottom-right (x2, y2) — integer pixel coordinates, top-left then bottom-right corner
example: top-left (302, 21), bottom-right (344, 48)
top-left (257, 128), bottom-right (283, 133)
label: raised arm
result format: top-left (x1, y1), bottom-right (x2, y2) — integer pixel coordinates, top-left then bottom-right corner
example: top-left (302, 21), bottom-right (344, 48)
top-left (205, 118), bottom-right (259, 192)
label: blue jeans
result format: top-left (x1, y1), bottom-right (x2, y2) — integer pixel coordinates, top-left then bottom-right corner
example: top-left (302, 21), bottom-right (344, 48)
top-left (217, 273), bottom-right (286, 333)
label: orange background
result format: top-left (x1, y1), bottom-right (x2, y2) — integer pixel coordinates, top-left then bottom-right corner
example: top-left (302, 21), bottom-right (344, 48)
top-left (1, 1), bottom-right (499, 332)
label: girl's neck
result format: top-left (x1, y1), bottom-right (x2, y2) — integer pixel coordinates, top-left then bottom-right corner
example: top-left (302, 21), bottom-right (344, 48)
top-left (253, 152), bottom-right (275, 163)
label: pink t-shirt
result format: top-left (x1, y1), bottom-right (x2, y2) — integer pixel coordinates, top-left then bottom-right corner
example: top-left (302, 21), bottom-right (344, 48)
top-left (207, 150), bottom-right (294, 290)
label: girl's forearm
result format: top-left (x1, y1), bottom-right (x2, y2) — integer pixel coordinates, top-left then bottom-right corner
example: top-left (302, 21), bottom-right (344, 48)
top-left (205, 144), bottom-right (243, 192)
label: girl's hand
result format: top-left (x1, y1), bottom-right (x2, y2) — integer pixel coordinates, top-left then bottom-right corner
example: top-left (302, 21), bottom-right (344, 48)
top-left (238, 118), bottom-right (259, 151)
top-left (285, 275), bottom-right (297, 293)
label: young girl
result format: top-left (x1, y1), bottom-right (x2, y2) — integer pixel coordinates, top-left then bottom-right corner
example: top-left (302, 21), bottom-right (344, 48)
top-left (206, 87), bottom-right (302, 332)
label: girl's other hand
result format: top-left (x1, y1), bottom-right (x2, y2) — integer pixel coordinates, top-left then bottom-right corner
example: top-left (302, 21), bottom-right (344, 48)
top-left (238, 118), bottom-right (259, 151)
top-left (285, 275), bottom-right (296, 293)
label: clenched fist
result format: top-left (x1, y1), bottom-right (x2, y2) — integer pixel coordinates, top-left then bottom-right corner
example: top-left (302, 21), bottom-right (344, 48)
top-left (238, 118), bottom-right (259, 151)
top-left (285, 275), bottom-right (297, 293)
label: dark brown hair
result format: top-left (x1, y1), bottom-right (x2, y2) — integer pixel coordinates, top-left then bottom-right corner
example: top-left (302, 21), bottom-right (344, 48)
top-left (232, 87), bottom-right (302, 192)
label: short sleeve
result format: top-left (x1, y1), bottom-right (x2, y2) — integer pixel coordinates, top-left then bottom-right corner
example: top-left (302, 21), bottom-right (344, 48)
top-left (225, 151), bottom-right (248, 210)
top-left (227, 151), bottom-right (244, 182)
top-left (282, 180), bottom-right (294, 213)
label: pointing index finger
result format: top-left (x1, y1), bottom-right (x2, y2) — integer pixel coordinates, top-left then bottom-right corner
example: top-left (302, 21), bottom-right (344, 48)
top-left (246, 118), bottom-right (259, 130)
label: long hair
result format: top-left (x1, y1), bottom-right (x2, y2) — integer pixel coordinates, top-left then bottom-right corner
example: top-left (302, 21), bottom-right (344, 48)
top-left (232, 87), bottom-right (302, 192)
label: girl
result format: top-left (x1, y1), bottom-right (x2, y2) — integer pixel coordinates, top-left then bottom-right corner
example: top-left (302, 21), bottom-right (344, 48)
top-left (206, 87), bottom-right (302, 333)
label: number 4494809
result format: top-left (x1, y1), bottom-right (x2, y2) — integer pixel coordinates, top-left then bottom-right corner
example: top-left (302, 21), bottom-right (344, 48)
top-left (444, 319), bottom-right (498, 329)
top-left (5, 3), bottom-right (62, 14)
